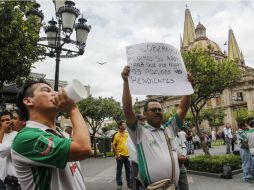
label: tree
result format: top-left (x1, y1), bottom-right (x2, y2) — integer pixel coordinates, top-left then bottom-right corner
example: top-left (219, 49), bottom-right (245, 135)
top-left (200, 107), bottom-right (226, 133)
top-left (182, 49), bottom-right (241, 155)
top-left (100, 121), bottom-right (118, 136)
top-left (0, 1), bottom-right (45, 105)
top-left (233, 108), bottom-right (254, 124)
top-left (162, 107), bottom-right (177, 124)
top-left (78, 96), bottom-right (124, 156)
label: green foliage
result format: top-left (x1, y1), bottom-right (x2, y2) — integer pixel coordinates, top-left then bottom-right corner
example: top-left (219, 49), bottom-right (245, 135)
top-left (101, 121), bottom-right (118, 135)
top-left (233, 108), bottom-right (254, 123)
top-left (200, 107), bottom-right (226, 128)
top-left (183, 49), bottom-right (241, 99)
top-left (0, 1), bottom-right (45, 89)
top-left (211, 139), bottom-right (224, 146)
top-left (97, 151), bottom-right (115, 157)
top-left (78, 96), bottom-right (123, 132)
top-left (188, 154), bottom-right (241, 173)
top-left (182, 49), bottom-right (241, 140)
top-left (78, 96), bottom-right (123, 155)
top-left (133, 103), bottom-right (141, 114)
top-left (162, 107), bottom-right (177, 124)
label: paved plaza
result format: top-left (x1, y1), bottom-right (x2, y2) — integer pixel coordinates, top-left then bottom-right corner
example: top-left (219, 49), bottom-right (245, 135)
top-left (80, 145), bottom-right (253, 190)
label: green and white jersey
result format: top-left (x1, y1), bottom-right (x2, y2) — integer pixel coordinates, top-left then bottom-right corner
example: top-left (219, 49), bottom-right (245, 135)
top-left (246, 128), bottom-right (254, 155)
top-left (11, 121), bottom-right (86, 190)
top-left (127, 113), bottom-right (181, 186)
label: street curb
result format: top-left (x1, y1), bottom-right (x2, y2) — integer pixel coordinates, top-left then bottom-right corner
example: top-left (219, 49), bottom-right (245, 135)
top-left (187, 169), bottom-right (242, 179)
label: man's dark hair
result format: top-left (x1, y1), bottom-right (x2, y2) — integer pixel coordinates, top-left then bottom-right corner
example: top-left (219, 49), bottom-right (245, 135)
top-left (249, 120), bottom-right (254, 128)
top-left (143, 99), bottom-right (159, 112)
top-left (117, 121), bottom-right (124, 128)
top-left (238, 122), bottom-right (245, 129)
top-left (13, 108), bottom-right (26, 121)
top-left (16, 79), bottom-right (51, 121)
top-left (0, 110), bottom-right (12, 119)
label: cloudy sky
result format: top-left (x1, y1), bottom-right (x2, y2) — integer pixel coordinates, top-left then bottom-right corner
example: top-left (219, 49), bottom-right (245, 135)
top-left (33, 0), bottom-right (254, 102)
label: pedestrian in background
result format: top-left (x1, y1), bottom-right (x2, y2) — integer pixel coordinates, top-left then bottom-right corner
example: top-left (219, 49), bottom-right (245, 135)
top-left (186, 130), bottom-right (194, 155)
top-left (237, 122), bottom-right (252, 183)
top-left (246, 120), bottom-right (254, 183)
top-left (11, 109), bottom-right (26, 132)
top-left (223, 123), bottom-right (233, 154)
top-left (211, 128), bottom-right (216, 141)
top-left (176, 134), bottom-right (189, 190)
top-left (0, 111), bottom-right (21, 190)
top-left (112, 121), bottom-right (132, 190)
top-left (193, 134), bottom-right (200, 150)
top-left (231, 130), bottom-right (237, 152)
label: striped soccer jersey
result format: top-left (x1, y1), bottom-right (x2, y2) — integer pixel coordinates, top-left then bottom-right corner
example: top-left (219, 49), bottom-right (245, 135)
top-left (11, 121), bottom-right (86, 190)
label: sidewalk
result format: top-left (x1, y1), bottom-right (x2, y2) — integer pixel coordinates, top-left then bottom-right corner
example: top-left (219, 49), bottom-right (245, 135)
top-left (80, 145), bottom-right (253, 190)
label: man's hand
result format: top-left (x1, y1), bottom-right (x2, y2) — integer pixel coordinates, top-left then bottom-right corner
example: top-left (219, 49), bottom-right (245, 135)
top-left (0, 122), bottom-right (12, 133)
top-left (178, 155), bottom-right (187, 164)
top-left (52, 88), bottom-right (76, 114)
top-left (115, 154), bottom-right (122, 160)
top-left (121, 66), bottom-right (130, 82)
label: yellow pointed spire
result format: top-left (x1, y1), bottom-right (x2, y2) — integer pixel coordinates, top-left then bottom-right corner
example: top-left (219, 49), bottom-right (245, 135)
top-left (183, 7), bottom-right (196, 48)
top-left (228, 28), bottom-right (244, 65)
top-left (180, 33), bottom-right (183, 50)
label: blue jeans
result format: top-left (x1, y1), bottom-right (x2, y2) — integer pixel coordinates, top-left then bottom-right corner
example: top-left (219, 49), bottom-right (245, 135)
top-left (225, 138), bottom-right (231, 153)
top-left (240, 148), bottom-right (251, 181)
top-left (251, 155), bottom-right (254, 180)
top-left (116, 157), bottom-right (131, 187)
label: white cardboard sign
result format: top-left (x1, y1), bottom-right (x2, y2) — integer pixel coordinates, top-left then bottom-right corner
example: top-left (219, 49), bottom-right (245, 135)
top-left (126, 43), bottom-right (194, 95)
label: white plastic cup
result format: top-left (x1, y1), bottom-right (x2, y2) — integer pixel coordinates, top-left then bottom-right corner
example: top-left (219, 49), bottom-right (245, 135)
top-left (64, 79), bottom-right (87, 103)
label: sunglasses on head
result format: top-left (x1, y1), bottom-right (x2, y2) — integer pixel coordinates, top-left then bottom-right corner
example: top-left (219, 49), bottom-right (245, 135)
top-left (147, 108), bottom-right (163, 113)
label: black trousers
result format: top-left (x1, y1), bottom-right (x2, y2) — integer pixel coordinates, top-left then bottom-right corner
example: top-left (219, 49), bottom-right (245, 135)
top-left (116, 156), bottom-right (131, 187)
top-left (0, 179), bottom-right (6, 190)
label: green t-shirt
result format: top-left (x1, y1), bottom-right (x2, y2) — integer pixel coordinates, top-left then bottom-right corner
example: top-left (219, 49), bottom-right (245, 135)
top-left (11, 121), bottom-right (86, 190)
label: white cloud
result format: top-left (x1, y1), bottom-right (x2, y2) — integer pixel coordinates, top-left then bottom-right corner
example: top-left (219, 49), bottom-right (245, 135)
top-left (33, 0), bottom-right (254, 102)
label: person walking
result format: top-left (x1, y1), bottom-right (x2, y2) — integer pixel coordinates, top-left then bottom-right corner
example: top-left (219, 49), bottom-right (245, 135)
top-left (211, 128), bottom-right (216, 141)
top-left (121, 66), bottom-right (192, 189)
top-left (112, 121), bottom-right (132, 190)
top-left (193, 134), bottom-right (200, 149)
top-left (11, 79), bottom-right (92, 190)
top-left (223, 123), bottom-right (233, 154)
top-left (186, 130), bottom-right (194, 155)
top-left (246, 120), bottom-right (254, 183)
top-left (237, 122), bottom-right (252, 183)
top-left (231, 130), bottom-right (237, 152)
top-left (176, 134), bottom-right (189, 190)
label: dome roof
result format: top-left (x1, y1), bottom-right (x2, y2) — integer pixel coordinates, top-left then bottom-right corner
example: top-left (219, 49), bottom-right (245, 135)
top-left (187, 39), bottom-right (223, 53)
top-left (195, 22), bottom-right (206, 31)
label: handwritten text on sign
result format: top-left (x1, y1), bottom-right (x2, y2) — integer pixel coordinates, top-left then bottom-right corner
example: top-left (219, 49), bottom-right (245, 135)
top-left (126, 43), bottom-right (193, 95)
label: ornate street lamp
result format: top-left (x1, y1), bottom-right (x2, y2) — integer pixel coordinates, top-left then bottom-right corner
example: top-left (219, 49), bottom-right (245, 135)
top-left (27, 0), bottom-right (91, 91)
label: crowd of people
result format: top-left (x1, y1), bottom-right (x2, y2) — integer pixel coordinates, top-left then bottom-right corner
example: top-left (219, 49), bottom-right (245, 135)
top-left (1, 66), bottom-right (254, 190)
top-left (0, 66), bottom-right (192, 190)
top-left (236, 121), bottom-right (254, 184)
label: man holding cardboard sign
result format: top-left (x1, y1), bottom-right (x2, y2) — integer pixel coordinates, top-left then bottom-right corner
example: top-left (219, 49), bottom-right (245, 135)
top-left (122, 44), bottom-right (193, 189)
top-left (126, 43), bottom-right (193, 96)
